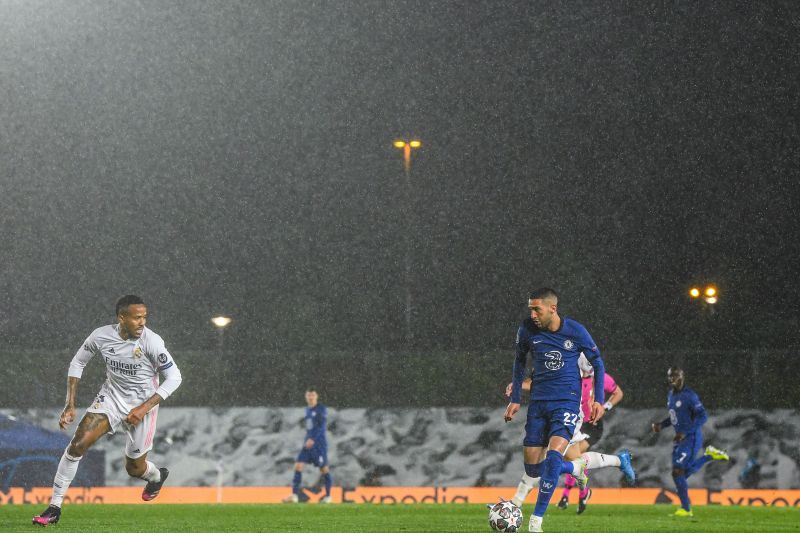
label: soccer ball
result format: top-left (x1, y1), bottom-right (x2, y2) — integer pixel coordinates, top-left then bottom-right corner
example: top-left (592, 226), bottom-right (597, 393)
top-left (487, 500), bottom-right (522, 532)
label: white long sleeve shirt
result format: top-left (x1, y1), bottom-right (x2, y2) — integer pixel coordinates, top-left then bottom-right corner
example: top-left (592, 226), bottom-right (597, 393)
top-left (69, 324), bottom-right (182, 412)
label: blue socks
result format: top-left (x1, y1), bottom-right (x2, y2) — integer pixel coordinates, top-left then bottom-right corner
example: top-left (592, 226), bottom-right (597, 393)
top-left (292, 471), bottom-right (302, 495)
top-left (686, 455), bottom-right (712, 477)
top-left (293, 470), bottom-right (331, 498)
top-left (533, 450), bottom-right (565, 517)
top-left (673, 474), bottom-right (690, 511)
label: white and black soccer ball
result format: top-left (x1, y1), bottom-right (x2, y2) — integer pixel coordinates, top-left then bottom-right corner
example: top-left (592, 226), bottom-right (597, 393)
top-left (487, 500), bottom-right (522, 532)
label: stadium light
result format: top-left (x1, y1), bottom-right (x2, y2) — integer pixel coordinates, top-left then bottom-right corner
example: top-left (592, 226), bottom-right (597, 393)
top-left (393, 139), bottom-right (422, 174)
top-left (704, 286), bottom-right (718, 305)
top-left (211, 316), bottom-right (232, 328)
top-left (689, 285), bottom-right (720, 307)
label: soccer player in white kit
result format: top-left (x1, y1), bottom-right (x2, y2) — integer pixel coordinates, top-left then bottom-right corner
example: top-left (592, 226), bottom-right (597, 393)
top-left (33, 295), bottom-right (183, 526)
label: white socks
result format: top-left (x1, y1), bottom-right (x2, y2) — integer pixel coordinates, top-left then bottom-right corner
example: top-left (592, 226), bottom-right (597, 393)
top-left (511, 473), bottom-right (540, 507)
top-left (141, 461), bottom-right (162, 483)
top-left (583, 451), bottom-right (621, 470)
top-left (50, 451), bottom-right (81, 508)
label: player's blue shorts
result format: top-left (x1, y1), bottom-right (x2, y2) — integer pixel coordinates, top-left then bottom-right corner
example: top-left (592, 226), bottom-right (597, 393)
top-left (297, 445), bottom-right (328, 468)
top-left (672, 429), bottom-right (703, 470)
top-left (524, 399), bottom-right (581, 447)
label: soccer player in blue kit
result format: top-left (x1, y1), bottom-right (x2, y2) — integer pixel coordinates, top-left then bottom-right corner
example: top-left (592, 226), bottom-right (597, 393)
top-left (651, 367), bottom-right (729, 517)
top-left (504, 288), bottom-right (607, 533)
top-left (283, 387), bottom-right (332, 504)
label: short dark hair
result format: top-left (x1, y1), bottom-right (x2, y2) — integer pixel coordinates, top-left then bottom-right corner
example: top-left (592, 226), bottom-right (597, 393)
top-left (116, 295), bottom-right (145, 316)
top-left (529, 287), bottom-right (558, 302)
top-left (306, 387), bottom-right (317, 393)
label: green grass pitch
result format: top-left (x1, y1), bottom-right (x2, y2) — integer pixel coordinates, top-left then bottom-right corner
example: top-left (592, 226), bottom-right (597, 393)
top-left (4, 503), bottom-right (798, 532)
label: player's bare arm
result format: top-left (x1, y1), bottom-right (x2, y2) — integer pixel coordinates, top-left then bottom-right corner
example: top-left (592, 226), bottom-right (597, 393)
top-left (59, 376), bottom-right (81, 430)
top-left (604, 385), bottom-right (624, 410)
top-left (304, 438), bottom-right (315, 449)
top-left (126, 393), bottom-right (164, 427)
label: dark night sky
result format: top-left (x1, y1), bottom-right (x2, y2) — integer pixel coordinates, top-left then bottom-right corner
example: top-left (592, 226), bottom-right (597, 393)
top-left (1, 1), bottom-right (798, 353)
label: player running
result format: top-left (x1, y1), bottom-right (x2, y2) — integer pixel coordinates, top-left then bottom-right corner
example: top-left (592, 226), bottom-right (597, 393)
top-left (504, 288), bottom-right (606, 533)
top-left (33, 295), bottom-right (182, 526)
top-left (505, 360), bottom-right (635, 515)
top-left (558, 356), bottom-right (629, 513)
top-left (651, 366), bottom-right (729, 517)
top-left (282, 387), bottom-right (333, 504)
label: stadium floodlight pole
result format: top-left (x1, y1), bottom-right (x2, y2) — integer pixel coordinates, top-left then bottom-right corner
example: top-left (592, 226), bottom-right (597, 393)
top-left (211, 316), bottom-right (233, 403)
top-left (393, 139), bottom-right (422, 345)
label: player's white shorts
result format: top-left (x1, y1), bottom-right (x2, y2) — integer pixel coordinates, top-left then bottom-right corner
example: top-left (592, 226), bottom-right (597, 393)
top-left (567, 414), bottom-right (589, 448)
top-left (86, 387), bottom-right (159, 460)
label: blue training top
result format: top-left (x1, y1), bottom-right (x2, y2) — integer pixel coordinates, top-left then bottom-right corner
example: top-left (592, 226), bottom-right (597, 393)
top-left (304, 403), bottom-right (328, 446)
top-left (660, 386), bottom-right (708, 435)
top-left (511, 316), bottom-right (605, 405)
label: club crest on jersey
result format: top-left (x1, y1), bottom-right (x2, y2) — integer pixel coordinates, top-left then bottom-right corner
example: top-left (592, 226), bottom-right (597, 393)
top-left (158, 353), bottom-right (168, 364)
top-left (676, 400), bottom-right (682, 407)
top-left (563, 339), bottom-right (574, 350)
top-left (133, 347), bottom-right (144, 359)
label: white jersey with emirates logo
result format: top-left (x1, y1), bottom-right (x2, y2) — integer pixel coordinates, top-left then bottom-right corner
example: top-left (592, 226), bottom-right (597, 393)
top-left (69, 324), bottom-right (182, 416)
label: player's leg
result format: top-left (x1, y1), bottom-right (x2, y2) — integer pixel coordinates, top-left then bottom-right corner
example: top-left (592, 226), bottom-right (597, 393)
top-left (130, 453), bottom-right (170, 501)
top-left (33, 412), bottom-right (111, 525)
top-left (671, 466), bottom-right (693, 516)
top-left (529, 402), bottom-right (580, 532)
top-left (574, 440), bottom-right (593, 514)
top-left (510, 445), bottom-right (545, 507)
top-left (510, 402), bottom-right (547, 508)
top-left (283, 451), bottom-right (307, 503)
top-left (124, 406), bottom-right (168, 501)
top-left (580, 420), bottom-right (635, 483)
top-left (529, 435), bottom-right (570, 532)
top-left (318, 466), bottom-right (332, 503)
top-left (671, 440), bottom-right (694, 516)
top-left (558, 428), bottom-right (586, 509)
top-left (317, 447), bottom-right (332, 503)
top-left (686, 432), bottom-right (729, 477)
top-left (582, 449), bottom-right (636, 482)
